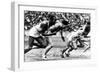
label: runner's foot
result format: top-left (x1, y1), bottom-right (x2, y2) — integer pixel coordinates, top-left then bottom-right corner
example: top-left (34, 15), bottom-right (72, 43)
top-left (65, 53), bottom-right (70, 57)
top-left (42, 55), bottom-right (47, 60)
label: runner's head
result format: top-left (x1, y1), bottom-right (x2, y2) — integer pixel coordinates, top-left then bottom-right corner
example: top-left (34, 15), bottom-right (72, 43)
top-left (61, 20), bottom-right (69, 26)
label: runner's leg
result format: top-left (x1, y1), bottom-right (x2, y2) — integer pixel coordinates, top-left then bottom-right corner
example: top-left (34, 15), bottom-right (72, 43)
top-left (24, 36), bottom-right (34, 54)
top-left (42, 36), bottom-right (53, 59)
top-left (42, 44), bottom-right (53, 59)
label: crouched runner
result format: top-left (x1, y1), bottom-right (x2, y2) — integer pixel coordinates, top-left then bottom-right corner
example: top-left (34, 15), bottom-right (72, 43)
top-left (24, 19), bottom-right (50, 54)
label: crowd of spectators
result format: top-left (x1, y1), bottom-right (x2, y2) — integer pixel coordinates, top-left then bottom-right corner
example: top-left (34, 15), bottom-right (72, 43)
top-left (24, 10), bottom-right (90, 33)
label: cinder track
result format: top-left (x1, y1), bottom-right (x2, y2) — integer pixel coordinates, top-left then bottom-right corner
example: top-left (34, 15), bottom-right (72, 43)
top-left (24, 48), bottom-right (90, 62)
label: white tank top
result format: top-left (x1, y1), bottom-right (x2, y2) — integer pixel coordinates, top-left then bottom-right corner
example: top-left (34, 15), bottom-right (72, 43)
top-left (29, 21), bottom-right (48, 37)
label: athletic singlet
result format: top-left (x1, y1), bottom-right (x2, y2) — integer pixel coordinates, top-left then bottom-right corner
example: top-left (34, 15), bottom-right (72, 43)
top-left (66, 25), bottom-right (86, 42)
top-left (29, 21), bottom-right (49, 37)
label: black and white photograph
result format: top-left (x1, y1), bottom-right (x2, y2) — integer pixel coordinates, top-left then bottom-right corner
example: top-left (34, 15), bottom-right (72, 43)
top-left (10, 2), bottom-right (98, 71)
top-left (24, 10), bottom-right (91, 62)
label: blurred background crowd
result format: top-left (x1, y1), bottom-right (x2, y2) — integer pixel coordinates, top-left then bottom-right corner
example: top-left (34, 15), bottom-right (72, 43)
top-left (24, 11), bottom-right (90, 32)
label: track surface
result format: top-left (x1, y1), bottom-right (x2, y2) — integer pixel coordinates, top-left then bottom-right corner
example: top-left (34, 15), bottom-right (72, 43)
top-left (24, 47), bottom-right (90, 62)
top-left (24, 33), bottom-right (90, 62)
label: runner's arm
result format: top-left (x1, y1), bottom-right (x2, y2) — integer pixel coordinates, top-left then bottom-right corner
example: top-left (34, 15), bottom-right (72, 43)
top-left (42, 31), bottom-right (56, 36)
top-left (60, 30), bottom-right (65, 42)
